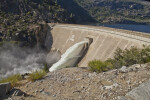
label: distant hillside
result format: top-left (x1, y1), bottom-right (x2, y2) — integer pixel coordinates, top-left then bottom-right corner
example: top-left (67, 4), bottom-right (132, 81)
top-left (73, 0), bottom-right (150, 24)
top-left (0, 0), bottom-right (73, 23)
top-left (57, 0), bottom-right (96, 23)
top-left (0, 0), bottom-right (74, 47)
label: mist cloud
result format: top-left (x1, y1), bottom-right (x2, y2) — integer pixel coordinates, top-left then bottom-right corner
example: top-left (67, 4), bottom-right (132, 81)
top-left (0, 43), bottom-right (47, 78)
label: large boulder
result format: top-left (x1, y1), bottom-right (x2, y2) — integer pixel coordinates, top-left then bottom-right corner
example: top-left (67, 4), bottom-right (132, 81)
top-left (118, 78), bottom-right (150, 100)
top-left (126, 78), bottom-right (150, 100)
top-left (0, 82), bottom-right (11, 97)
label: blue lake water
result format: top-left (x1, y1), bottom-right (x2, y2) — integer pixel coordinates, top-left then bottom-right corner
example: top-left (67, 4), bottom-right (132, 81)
top-left (92, 24), bottom-right (150, 33)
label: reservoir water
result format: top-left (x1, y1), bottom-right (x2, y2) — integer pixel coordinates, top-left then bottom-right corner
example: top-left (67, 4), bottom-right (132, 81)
top-left (92, 24), bottom-right (150, 33)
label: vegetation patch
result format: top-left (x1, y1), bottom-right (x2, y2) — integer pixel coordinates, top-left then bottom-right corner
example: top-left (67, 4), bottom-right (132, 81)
top-left (43, 64), bottom-right (49, 73)
top-left (88, 45), bottom-right (150, 73)
top-left (0, 66), bottom-right (48, 86)
top-left (0, 74), bottom-right (22, 87)
top-left (28, 70), bottom-right (47, 82)
top-left (108, 45), bottom-right (150, 68)
top-left (88, 60), bottom-right (113, 73)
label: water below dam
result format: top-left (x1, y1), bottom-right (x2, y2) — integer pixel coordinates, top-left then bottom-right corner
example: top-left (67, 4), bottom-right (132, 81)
top-left (89, 24), bottom-right (150, 33)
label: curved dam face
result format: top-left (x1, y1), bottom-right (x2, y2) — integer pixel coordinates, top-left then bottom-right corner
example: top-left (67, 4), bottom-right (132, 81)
top-left (48, 24), bottom-right (150, 67)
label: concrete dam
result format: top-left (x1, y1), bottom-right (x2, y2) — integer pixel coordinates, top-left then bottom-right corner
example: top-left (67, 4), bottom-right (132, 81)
top-left (48, 24), bottom-right (150, 67)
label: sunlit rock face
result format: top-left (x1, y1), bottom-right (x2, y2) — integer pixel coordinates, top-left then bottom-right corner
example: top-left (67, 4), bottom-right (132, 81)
top-left (49, 38), bottom-right (93, 72)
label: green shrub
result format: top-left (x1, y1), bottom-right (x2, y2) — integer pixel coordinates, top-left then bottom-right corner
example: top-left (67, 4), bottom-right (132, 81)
top-left (88, 45), bottom-right (150, 73)
top-left (0, 74), bottom-right (22, 87)
top-left (107, 45), bottom-right (150, 68)
top-left (43, 64), bottom-right (49, 73)
top-left (88, 60), bottom-right (113, 73)
top-left (28, 70), bottom-right (46, 82)
top-left (141, 45), bottom-right (150, 63)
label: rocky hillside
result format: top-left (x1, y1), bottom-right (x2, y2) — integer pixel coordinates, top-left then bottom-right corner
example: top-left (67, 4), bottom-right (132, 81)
top-left (1, 63), bottom-right (150, 100)
top-left (73, 0), bottom-right (150, 24)
top-left (1, 0), bottom-right (150, 46)
top-left (0, 0), bottom-right (73, 47)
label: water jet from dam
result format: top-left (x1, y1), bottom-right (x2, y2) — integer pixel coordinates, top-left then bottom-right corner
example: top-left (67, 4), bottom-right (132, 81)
top-left (49, 38), bottom-right (92, 72)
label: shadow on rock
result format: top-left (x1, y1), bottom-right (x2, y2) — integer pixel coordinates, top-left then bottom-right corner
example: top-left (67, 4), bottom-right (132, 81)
top-left (0, 88), bottom-right (33, 100)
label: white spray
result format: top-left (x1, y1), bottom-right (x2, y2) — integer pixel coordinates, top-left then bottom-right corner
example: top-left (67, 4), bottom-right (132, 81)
top-left (0, 44), bottom-right (47, 78)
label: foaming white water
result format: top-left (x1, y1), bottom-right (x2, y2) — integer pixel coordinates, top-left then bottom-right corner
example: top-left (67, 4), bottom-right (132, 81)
top-left (49, 39), bottom-right (89, 72)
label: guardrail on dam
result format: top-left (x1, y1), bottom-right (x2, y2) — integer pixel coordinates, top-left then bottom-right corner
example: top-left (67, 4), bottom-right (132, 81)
top-left (48, 24), bottom-right (150, 67)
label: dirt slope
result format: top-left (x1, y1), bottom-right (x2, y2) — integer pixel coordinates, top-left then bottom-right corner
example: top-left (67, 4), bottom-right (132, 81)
top-left (4, 63), bottom-right (150, 100)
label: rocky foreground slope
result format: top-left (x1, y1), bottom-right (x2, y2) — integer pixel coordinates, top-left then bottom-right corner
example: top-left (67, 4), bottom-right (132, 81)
top-left (1, 63), bottom-right (150, 100)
